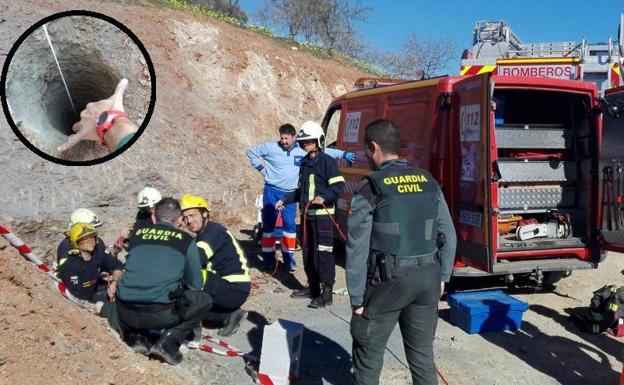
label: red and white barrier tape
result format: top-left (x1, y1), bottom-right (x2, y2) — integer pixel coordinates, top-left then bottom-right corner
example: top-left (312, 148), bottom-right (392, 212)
top-left (186, 335), bottom-right (273, 383)
top-left (187, 334), bottom-right (258, 361)
top-left (0, 225), bottom-right (82, 305)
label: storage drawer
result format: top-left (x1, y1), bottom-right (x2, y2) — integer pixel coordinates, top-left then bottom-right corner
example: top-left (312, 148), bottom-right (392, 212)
top-left (498, 186), bottom-right (575, 211)
top-left (495, 124), bottom-right (570, 149)
top-left (497, 160), bottom-right (576, 183)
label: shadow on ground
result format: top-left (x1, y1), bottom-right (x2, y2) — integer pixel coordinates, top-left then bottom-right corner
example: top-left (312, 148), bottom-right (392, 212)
top-left (476, 304), bottom-right (620, 385)
top-left (245, 311), bottom-right (352, 385)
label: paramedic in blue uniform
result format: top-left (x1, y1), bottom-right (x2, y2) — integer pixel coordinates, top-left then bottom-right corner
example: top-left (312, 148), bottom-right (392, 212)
top-left (247, 123), bottom-right (354, 272)
top-left (346, 119), bottom-right (457, 385)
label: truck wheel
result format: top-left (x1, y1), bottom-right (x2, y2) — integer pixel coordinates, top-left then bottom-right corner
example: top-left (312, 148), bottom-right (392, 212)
top-left (543, 271), bottom-right (570, 286)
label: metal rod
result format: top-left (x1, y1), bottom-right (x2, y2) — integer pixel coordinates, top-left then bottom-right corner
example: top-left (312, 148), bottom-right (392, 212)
top-left (42, 24), bottom-right (78, 119)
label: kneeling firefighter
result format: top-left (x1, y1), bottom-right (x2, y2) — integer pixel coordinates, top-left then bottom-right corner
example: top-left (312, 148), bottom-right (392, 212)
top-left (116, 197), bottom-right (212, 365)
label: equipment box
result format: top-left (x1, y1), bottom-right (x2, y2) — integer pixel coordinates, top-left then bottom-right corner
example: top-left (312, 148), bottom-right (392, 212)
top-left (447, 290), bottom-right (529, 334)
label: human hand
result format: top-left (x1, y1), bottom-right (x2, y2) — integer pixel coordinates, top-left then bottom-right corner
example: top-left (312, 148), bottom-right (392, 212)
top-left (58, 78), bottom-right (128, 152)
top-left (353, 306), bottom-right (364, 315)
top-left (343, 151), bottom-right (356, 163)
top-left (440, 282), bottom-right (445, 298)
top-left (119, 227), bottom-right (132, 239)
top-left (107, 281), bottom-right (117, 302)
top-left (311, 196), bottom-right (325, 205)
top-left (275, 200), bottom-right (284, 211)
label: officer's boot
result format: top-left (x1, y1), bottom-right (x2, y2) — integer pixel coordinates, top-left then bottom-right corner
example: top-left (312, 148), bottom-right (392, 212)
top-left (149, 332), bottom-right (183, 365)
top-left (308, 283), bottom-right (333, 309)
top-left (291, 287), bottom-right (313, 298)
top-left (218, 309), bottom-right (248, 337)
top-left (189, 323), bottom-right (203, 342)
top-left (126, 333), bottom-right (152, 355)
top-left (291, 281), bottom-right (320, 299)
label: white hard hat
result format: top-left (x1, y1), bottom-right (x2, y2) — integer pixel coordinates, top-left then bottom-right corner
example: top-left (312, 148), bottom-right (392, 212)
top-left (296, 121), bottom-right (325, 149)
top-left (69, 208), bottom-right (102, 230)
top-left (137, 187), bottom-right (162, 208)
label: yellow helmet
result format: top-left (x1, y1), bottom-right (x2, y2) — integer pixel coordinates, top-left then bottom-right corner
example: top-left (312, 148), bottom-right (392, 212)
top-left (68, 222), bottom-right (97, 249)
top-left (180, 194), bottom-right (210, 212)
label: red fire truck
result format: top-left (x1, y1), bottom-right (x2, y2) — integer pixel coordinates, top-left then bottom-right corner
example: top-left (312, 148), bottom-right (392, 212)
top-left (323, 75), bottom-right (624, 286)
top-left (460, 16), bottom-right (624, 94)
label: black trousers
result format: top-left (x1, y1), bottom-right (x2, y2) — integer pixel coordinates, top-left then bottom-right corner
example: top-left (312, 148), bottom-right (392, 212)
top-left (351, 258), bottom-right (441, 385)
top-left (303, 214), bottom-right (335, 291)
top-left (117, 290), bottom-right (212, 343)
top-left (203, 272), bottom-right (250, 323)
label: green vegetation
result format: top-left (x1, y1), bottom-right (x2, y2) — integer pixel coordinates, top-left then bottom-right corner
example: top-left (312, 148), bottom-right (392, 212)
top-left (151, 0), bottom-right (380, 75)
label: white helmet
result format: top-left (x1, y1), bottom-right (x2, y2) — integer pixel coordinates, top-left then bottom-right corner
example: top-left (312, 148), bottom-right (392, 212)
top-left (137, 187), bottom-right (162, 208)
top-left (69, 208), bottom-right (102, 229)
top-left (296, 121), bottom-right (325, 149)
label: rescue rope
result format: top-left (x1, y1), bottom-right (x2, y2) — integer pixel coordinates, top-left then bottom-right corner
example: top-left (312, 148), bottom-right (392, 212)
top-left (301, 200), bottom-right (347, 254)
top-left (252, 212), bottom-right (285, 287)
top-left (42, 24), bottom-right (78, 119)
top-left (0, 225), bottom-right (83, 305)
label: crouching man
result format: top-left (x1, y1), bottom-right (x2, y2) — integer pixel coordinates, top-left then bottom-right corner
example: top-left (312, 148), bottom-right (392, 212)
top-left (58, 222), bottom-right (123, 303)
top-left (181, 194), bottom-right (250, 337)
top-left (116, 197), bottom-right (212, 365)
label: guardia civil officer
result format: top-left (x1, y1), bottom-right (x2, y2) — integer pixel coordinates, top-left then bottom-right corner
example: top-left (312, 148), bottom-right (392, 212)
top-left (346, 119), bottom-right (456, 385)
top-left (116, 197), bottom-right (212, 365)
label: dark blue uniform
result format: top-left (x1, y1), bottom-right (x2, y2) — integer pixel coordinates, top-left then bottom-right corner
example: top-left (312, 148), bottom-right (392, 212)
top-left (57, 251), bottom-right (123, 302)
top-left (195, 221), bottom-right (250, 323)
top-left (283, 151), bottom-right (345, 300)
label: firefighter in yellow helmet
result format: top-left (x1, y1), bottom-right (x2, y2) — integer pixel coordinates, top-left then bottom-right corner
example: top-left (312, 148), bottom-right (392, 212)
top-left (57, 223), bottom-right (123, 303)
top-left (181, 194), bottom-right (250, 337)
top-left (56, 208), bottom-right (108, 267)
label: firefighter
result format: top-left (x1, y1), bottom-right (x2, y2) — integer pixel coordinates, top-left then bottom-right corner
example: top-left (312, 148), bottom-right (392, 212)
top-left (247, 123), bottom-right (354, 272)
top-left (276, 121), bottom-right (345, 309)
top-left (135, 187), bottom-right (162, 227)
top-left (116, 198), bottom-right (212, 365)
top-left (346, 119), bottom-right (456, 385)
top-left (110, 187), bottom-right (163, 257)
top-left (180, 194), bottom-right (250, 337)
top-left (56, 208), bottom-right (107, 267)
top-left (57, 222), bottom-right (123, 303)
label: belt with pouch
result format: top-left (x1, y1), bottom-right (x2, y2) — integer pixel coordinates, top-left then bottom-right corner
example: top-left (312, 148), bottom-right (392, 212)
top-left (395, 253), bottom-right (438, 267)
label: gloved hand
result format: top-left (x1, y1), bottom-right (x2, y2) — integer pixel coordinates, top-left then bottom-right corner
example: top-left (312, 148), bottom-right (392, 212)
top-left (343, 151), bottom-right (356, 163)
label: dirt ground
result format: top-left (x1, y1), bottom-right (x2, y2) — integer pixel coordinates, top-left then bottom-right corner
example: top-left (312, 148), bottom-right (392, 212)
top-left (1, 1), bottom-right (624, 385)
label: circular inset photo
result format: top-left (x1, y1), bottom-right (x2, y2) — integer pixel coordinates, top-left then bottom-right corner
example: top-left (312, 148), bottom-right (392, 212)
top-left (1, 10), bottom-right (155, 165)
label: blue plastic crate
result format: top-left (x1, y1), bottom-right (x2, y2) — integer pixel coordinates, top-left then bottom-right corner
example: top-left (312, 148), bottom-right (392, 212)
top-left (447, 290), bottom-right (529, 334)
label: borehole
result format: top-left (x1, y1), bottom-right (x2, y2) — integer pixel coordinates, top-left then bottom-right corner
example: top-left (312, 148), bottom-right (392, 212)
top-left (42, 45), bottom-right (120, 137)
top-left (5, 14), bottom-right (150, 162)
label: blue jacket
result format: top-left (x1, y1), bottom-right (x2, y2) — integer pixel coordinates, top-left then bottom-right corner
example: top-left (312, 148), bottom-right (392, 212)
top-left (247, 141), bottom-right (344, 192)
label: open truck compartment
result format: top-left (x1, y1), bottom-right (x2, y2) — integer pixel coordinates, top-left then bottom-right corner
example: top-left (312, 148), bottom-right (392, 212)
top-left (600, 87), bottom-right (624, 248)
top-left (492, 89), bottom-right (593, 252)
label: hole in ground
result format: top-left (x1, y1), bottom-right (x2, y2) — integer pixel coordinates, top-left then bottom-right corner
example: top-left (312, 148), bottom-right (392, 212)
top-left (42, 43), bottom-right (120, 137)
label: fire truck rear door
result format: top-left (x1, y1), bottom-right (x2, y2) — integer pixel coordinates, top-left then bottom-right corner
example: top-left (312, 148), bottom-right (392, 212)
top-left (452, 74), bottom-right (494, 272)
top-left (600, 86), bottom-right (624, 253)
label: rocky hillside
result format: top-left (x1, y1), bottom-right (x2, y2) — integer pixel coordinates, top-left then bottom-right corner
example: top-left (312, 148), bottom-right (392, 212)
top-left (0, 0), bottom-right (367, 258)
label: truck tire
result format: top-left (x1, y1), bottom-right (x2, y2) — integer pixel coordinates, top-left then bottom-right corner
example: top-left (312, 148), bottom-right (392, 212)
top-left (543, 271), bottom-right (570, 286)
